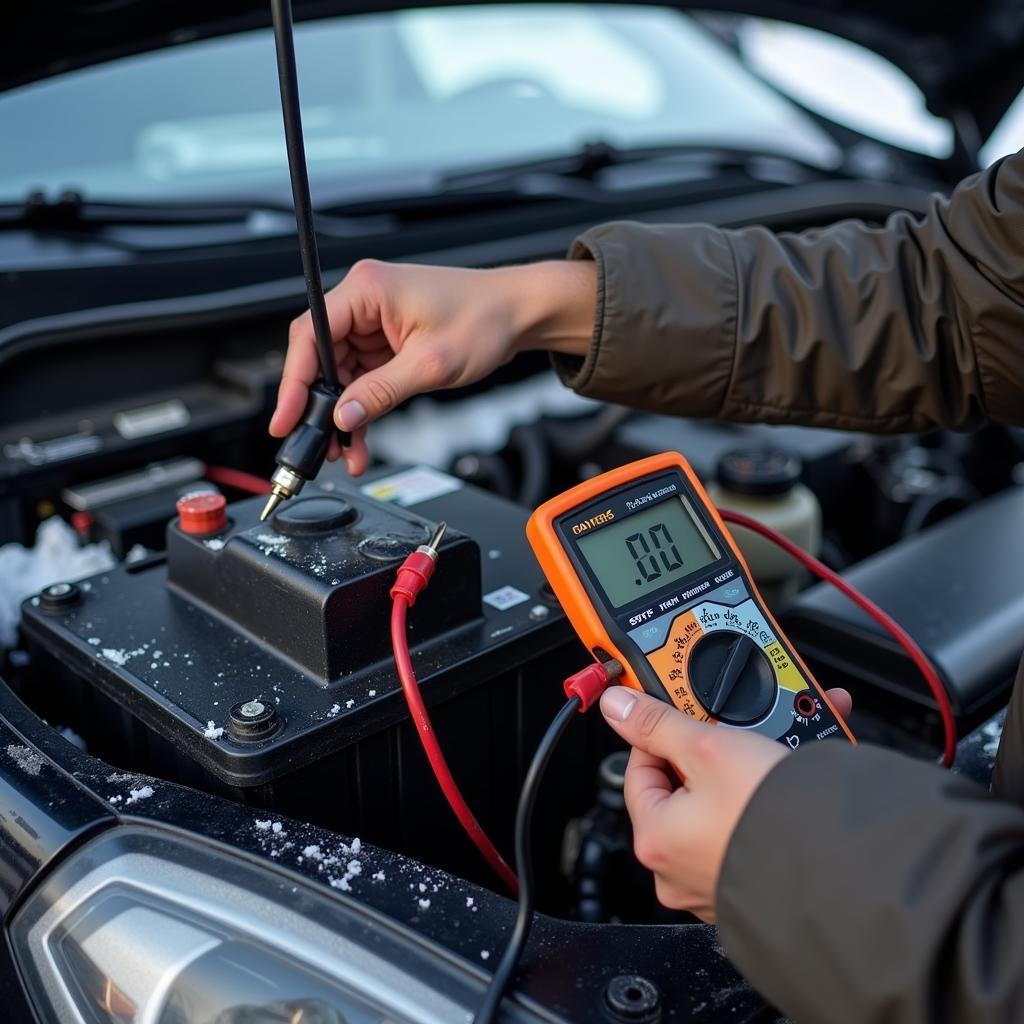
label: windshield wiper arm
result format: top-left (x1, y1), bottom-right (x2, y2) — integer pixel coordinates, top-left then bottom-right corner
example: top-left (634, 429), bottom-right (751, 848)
top-left (440, 139), bottom-right (840, 194)
top-left (0, 190), bottom-right (394, 239)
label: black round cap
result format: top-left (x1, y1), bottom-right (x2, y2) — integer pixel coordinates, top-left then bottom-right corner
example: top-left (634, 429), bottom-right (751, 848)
top-left (716, 447), bottom-right (801, 497)
top-left (603, 975), bottom-right (661, 1022)
top-left (40, 581), bottom-right (81, 612)
top-left (228, 699), bottom-right (280, 742)
top-left (272, 496), bottom-right (356, 536)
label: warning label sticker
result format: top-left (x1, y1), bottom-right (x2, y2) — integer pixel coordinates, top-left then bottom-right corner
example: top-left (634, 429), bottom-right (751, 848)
top-left (361, 466), bottom-right (463, 507)
top-left (483, 586), bottom-right (530, 612)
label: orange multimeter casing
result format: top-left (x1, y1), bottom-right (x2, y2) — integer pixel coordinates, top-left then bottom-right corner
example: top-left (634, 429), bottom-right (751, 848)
top-left (527, 452), bottom-right (854, 748)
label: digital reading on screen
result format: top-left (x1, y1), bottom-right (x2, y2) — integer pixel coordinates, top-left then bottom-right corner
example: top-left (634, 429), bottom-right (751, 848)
top-left (575, 497), bottom-right (719, 608)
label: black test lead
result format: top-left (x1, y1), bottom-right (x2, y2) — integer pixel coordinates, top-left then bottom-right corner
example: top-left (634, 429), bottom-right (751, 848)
top-left (262, 0), bottom-right (350, 522)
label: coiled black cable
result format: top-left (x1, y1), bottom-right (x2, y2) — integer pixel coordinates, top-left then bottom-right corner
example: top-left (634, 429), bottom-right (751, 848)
top-left (474, 696), bottom-right (582, 1024)
top-left (269, 0), bottom-right (339, 390)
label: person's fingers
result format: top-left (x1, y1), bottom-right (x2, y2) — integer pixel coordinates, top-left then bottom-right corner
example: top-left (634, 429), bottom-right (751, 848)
top-left (340, 429), bottom-right (370, 476)
top-left (270, 374), bottom-right (310, 437)
top-left (271, 260), bottom-right (389, 435)
top-left (600, 687), bottom-right (711, 779)
top-left (271, 328), bottom-right (354, 437)
top-left (623, 746), bottom-right (677, 828)
top-left (334, 342), bottom-right (451, 433)
top-left (271, 315), bottom-right (342, 433)
top-left (825, 687), bottom-right (853, 721)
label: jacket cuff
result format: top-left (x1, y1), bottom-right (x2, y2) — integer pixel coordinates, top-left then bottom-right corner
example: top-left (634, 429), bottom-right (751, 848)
top-left (552, 221), bottom-right (738, 416)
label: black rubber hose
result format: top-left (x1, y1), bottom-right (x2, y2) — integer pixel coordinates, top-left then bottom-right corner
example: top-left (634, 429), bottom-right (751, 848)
top-left (269, 0), bottom-right (338, 390)
top-left (474, 696), bottom-right (582, 1024)
top-left (510, 423), bottom-right (551, 509)
top-left (451, 452), bottom-right (516, 499)
top-left (545, 404), bottom-right (632, 463)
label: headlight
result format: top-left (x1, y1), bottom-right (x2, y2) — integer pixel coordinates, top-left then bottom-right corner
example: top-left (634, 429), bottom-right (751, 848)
top-left (11, 827), bottom-right (488, 1024)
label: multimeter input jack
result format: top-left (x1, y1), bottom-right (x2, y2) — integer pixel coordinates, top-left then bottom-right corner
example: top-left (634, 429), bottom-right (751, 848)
top-left (794, 691), bottom-right (819, 719)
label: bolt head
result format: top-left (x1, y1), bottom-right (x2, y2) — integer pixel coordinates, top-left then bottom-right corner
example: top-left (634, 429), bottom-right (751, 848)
top-left (40, 581), bottom-right (81, 611)
top-left (228, 698), bottom-right (279, 743)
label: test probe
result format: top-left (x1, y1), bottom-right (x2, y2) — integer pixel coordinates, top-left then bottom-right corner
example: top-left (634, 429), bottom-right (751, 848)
top-left (261, 0), bottom-right (350, 521)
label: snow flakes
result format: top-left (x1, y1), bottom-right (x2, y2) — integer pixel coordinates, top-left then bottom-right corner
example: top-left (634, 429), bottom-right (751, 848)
top-left (7, 744), bottom-right (44, 776)
top-left (255, 533), bottom-right (289, 556)
top-left (125, 785), bottom-right (154, 806)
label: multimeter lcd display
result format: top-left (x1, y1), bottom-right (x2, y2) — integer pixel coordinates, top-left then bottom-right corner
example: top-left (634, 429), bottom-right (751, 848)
top-left (575, 497), bottom-right (719, 608)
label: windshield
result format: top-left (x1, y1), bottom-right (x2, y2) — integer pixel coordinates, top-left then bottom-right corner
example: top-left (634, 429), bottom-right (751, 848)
top-left (0, 4), bottom-right (839, 205)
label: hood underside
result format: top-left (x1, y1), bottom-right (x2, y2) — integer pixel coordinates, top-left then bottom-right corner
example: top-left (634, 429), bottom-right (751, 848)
top-left (8, 1), bottom-right (1024, 140)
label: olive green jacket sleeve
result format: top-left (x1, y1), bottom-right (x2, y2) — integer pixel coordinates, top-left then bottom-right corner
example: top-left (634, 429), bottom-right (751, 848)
top-left (556, 149), bottom-right (1024, 432)
top-left (554, 150), bottom-right (1024, 1023)
top-left (717, 739), bottom-right (1024, 1024)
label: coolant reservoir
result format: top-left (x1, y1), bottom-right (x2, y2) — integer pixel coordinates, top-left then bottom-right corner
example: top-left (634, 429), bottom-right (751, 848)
top-left (705, 448), bottom-right (821, 607)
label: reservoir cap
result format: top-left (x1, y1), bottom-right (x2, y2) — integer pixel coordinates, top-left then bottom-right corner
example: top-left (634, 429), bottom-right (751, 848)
top-left (717, 448), bottom-right (800, 498)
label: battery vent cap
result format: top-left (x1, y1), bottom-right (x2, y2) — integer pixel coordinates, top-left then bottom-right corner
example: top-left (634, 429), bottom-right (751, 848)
top-left (176, 491), bottom-right (227, 535)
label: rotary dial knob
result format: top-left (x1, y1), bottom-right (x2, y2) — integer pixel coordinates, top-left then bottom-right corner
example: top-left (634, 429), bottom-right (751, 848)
top-left (688, 631), bottom-right (777, 725)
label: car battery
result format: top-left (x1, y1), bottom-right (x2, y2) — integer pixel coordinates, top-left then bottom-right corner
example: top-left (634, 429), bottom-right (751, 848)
top-left (21, 465), bottom-right (592, 883)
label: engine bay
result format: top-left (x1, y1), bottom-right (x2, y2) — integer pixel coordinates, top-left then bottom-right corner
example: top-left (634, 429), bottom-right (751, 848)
top-left (3, 292), bottom-right (1021, 903)
top-left (1, 189), bottom-right (1022, 1021)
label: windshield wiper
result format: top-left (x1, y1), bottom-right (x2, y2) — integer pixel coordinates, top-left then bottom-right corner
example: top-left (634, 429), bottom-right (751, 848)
top-left (0, 190), bottom-right (395, 239)
top-left (0, 142), bottom-right (838, 247)
top-left (439, 140), bottom-right (841, 195)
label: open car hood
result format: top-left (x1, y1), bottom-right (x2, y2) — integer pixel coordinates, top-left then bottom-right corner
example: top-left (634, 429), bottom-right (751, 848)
top-left (7, 1), bottom-right (1024, 142)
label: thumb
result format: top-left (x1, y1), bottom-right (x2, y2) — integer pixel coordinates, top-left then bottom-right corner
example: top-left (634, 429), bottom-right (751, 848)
top-left (600, 686), bottom-right (708, 777)
top-left (333, 346), bottom-right (428, 432)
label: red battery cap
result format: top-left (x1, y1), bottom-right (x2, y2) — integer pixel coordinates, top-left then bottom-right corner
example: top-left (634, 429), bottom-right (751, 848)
top-left (176, 491), bottom-right (227, 535)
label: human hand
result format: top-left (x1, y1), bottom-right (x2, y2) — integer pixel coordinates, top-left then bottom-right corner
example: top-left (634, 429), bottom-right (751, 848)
top-left (600, 686), bottom-right (852, 922)
top-left (270, 259), bottom-right (597, 476)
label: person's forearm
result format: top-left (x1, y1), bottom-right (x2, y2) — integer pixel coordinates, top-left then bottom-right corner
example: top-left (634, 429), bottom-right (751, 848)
top-left (500, 260), bottom-right (596, 359)
top-left (718, 741), bottom-right (1024, 1024)
top-left (555, 150), bottom-right (1024, 432)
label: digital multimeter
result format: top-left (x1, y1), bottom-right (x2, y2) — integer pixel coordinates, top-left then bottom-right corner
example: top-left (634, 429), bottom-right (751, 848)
top-left (528, 452), bottom-right (854, 748)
